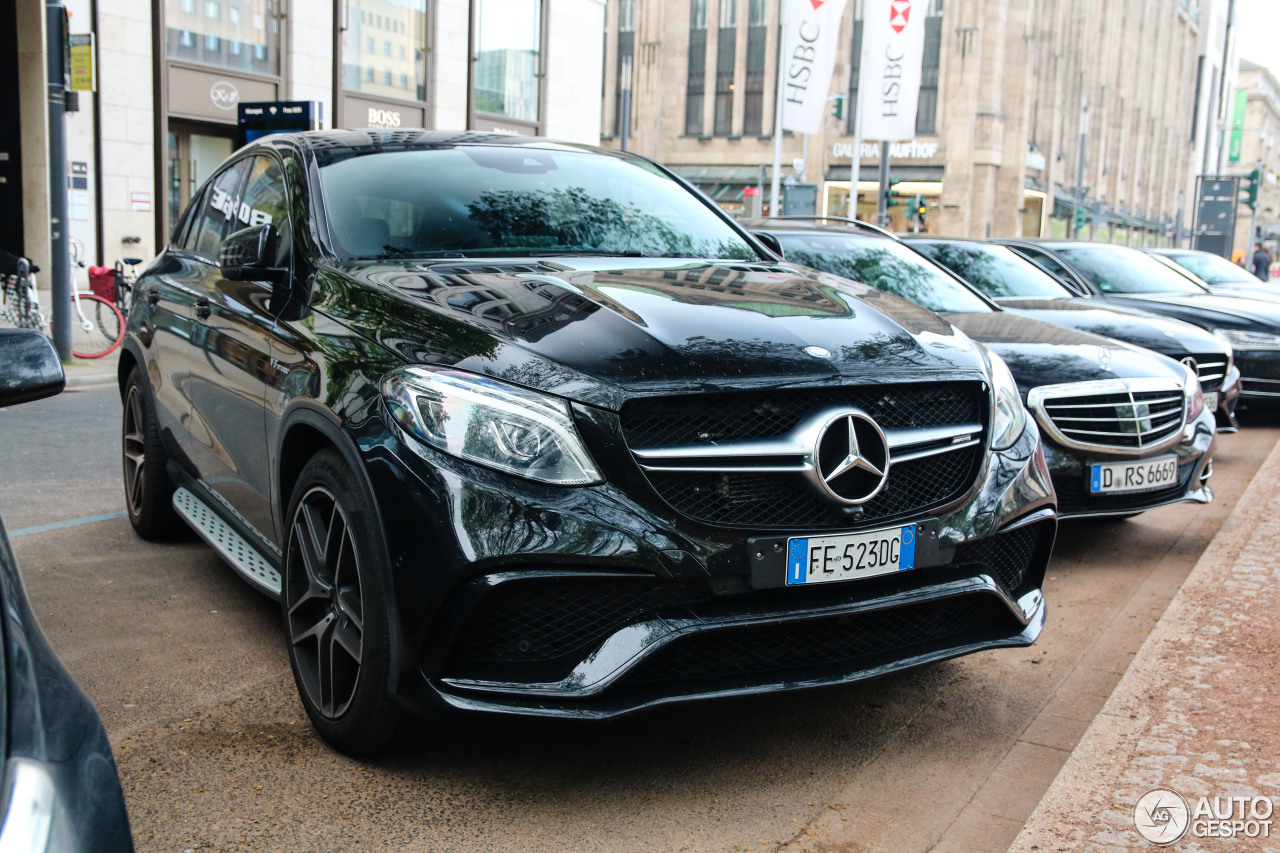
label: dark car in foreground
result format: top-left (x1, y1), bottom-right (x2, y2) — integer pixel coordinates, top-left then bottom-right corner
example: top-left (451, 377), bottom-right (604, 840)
top-left (907, 237), bottom-right (1241, 431)
top-left (999, 240), bottom-right (1280, 408)
top-left (0, 329), bottom-right (133, 851)
top-left (119, 130), bottom-right (1056, 755)
top-left (747, 220), bottom-right (1215, 520)
top-left (1147, 247), bottom-right (1279, 301)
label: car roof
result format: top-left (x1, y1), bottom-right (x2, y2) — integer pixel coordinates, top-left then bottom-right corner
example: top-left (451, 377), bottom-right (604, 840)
top-left (244, 128), bottom-right (630, 161)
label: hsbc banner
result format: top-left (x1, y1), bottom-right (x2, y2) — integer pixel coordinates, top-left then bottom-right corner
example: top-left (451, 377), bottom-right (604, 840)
top-left (781, 0), bottom-right (851, 135)
top-left (858, 0), bottom-right (927, 141)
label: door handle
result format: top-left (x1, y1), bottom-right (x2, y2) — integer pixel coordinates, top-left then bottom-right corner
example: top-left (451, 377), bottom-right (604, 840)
top-left (195, 298), bottom-right (211, 320)
top-left (146, 287), bottom-right (160, 305)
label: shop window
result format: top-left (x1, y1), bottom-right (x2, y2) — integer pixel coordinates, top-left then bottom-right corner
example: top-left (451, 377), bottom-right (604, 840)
top-left (165, 0), bottom-right (278, 75)
top-left (473, 0), bottom-right (542, 123)
top-left (343, 0), bottom-right (429, 103)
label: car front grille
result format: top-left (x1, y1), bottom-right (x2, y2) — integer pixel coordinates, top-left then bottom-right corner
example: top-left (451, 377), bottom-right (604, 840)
top-left (1032, 381), bottom-right (1185, 452)
top-left (1187, 355), bottom-right (1227, 392)
top-left (619, 383), bottom-right (987, 531)
top-left (1051, 460), bottom-right (1197, 516)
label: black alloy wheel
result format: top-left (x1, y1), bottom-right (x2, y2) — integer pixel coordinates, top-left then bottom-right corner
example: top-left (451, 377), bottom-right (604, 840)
top-left (121, 368), bottom-right (183, 539)
top-left (283, 449), bottom-right (412, 755)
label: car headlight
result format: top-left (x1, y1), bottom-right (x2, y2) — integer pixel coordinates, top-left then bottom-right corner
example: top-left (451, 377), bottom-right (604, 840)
top-left (986, 351), bottom-right (1027, 451)
top-left (1183, 362), bottom-right (1204, 421)
top-left (383, 367), bottom-right (604, 486)
top-left (1212, 328), bottom-right (1280, 350)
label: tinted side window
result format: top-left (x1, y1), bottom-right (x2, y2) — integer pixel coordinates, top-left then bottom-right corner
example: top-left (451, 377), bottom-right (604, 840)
top-left (191, 161), bottom-right (250, 261)
top-left (235, 156), bottom-right (292, 268)
top-left (1015, 247), bottom-right (1072, 279)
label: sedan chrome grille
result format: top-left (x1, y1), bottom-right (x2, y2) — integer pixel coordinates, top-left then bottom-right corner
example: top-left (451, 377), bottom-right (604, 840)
top-left (1186, 355), bottom-right (1227, 392)
top-left (1028, 378), bottom-right (1188, 455)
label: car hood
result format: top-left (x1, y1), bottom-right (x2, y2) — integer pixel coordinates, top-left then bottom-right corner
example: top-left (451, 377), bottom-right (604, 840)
top-left (995, 298), bottom-right (1230, 359)
top-left (944, 311), bottom-right (1188, 398)
top-left (318, 257), bottom-right (988, 409)
top-left (1104, 292), bottom-right (1280, 333)
top-left (1207, 283), bottom-right (1280, 303)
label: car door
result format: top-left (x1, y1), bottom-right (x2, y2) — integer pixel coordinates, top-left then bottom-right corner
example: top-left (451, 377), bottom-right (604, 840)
top-left (183, 154), bottom-right (283, 544)
top-left (144, 163), bottom-right (250, 468)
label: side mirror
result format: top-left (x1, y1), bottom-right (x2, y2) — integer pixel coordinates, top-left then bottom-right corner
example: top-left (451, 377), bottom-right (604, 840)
top-left (220, 224), bottom-right (288, 283)
top-left (754, 231), bottom-right (784, 258)
top-left (0, 330), bottom-right (65, 408)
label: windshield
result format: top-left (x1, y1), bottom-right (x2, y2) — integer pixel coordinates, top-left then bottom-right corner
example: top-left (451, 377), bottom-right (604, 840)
top-left (316, 146), bottom-right (759, 261)
top-left (912, 242), bottom-right (1075, 299)
top-left (773, 232), bottom-right (992, 313)
top-left (1160, 251), bottom-right (1262, 285)
top-left (1055, 245), bottom-right (1207, 295)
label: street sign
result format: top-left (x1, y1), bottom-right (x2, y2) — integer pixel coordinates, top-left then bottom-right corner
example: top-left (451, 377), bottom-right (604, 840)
top-left (1193, 176), bottom-right (1240, 259)
top-left (237, 101), bottom-right (322, 146)
top-left (69, 34), bottom-right (95, 93)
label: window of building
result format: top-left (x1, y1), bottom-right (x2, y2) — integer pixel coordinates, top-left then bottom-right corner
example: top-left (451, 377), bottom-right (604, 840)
top-left (473, 0), bottom-right (542, 123)
top-left (718, 0), bottom-right (736, 27)
top-left (686, 0), bottom-right (707, 135)
top-left (614, 0), bottom-right (636, 136)
top-left (847, 0), bottom-right (943, 136)
top-left (342, 0), bottom-right (429, 102)
top-left (744, 0), bottom-right (767, 134)
top-left (714, 21), bottom-right (735, 135)
top-left (165, 0), bottom-right (277, 74)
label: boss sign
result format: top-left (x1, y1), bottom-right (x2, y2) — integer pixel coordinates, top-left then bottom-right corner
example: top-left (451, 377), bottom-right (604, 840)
top-left (781, 0), bottom-right (851, 135)
top-left (858, 0), bottom-right (927, 141)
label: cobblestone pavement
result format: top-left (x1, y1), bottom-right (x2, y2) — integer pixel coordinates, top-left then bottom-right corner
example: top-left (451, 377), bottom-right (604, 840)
top-left (1011, 437), bottom-right (1280, 852)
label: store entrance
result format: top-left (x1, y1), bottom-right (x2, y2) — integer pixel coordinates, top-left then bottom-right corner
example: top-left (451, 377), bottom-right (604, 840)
top-left (166, 121), bottom-right (239, 230)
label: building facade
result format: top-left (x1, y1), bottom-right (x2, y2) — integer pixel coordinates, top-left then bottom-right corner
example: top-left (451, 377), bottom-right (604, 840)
top-left (602, 0), bottom-right (1221, 244)
top-left (4, 0), bottom-right (604, 275)
top-left (1229, 59), bottom-right (1280, 253)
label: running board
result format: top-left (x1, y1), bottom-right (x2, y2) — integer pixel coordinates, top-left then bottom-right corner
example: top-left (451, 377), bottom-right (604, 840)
top-left (172, 487), bottom-right (282, 600)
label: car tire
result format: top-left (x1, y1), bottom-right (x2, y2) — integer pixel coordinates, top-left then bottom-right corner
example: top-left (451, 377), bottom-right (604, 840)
top-left (282, 448), bottom-right (413, 757)
top-left (121, 368), bottom-right (185, 539)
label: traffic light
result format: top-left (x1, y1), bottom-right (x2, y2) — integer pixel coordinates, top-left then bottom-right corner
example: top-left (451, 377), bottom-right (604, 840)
top-left (905, 193), bottom-right (926, 223)
top-left (1073, 206), bottom-right (1086, 231)
top-left (831, 94), bottom-right (845, 121)
top-left (916, 197), bottom-right (927, 228)
top-left (885, 177), bottom-right (903, 208)
top-left (1240, 168), bottom-right (1261, 210)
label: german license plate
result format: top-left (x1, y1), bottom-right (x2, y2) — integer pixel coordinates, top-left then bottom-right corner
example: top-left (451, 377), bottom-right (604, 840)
top-left (1204, 391), bottom-right (1219, 413)
top-left (786, 525), bottom-right (916, 586)
top-left (1088, 455), bottom-right (1178, 494)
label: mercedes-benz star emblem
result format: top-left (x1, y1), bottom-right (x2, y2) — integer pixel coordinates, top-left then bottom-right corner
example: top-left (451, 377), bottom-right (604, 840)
top-left (813, 411), bottom-right (891, 505)
top-left (1181, 355), bottom-right (1199, 375)
top-left (804, 345), bottom-right (833, 359)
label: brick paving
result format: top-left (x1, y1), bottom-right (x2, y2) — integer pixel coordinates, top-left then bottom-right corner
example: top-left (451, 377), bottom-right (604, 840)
top-left (1011, 437), bottom-right (1280, 852)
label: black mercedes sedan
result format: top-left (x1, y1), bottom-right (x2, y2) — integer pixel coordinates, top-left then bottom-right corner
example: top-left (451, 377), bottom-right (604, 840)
top-left (906, 237), bottom-right (1241, 431)
top-left (0, 329), bottom-right (133, 851)
top-left (998, 240), bottom-right (1280, 408)
top-left (746, 220), bottom-right (1215, 520)
top-left (119, 130), bottom-right (1056, 756)
top-left (1146, 248), bottom-right (1280, 302)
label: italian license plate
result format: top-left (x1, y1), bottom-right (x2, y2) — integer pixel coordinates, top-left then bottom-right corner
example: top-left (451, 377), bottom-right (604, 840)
top-left (786, 525), bottom-right (916, 586)
top-left (1088, 455), bottom-right (1178, 494)
top-left (1204, 391), bottom-right (1219, 413)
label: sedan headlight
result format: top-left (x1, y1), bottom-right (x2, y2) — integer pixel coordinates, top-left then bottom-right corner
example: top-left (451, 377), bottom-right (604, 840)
top-left (383, 367), bottom-right (603, 486)
top-left (1212, 328), bottom-right (1280, 350)
top-left (986, 351), bottom-right (1027, 451)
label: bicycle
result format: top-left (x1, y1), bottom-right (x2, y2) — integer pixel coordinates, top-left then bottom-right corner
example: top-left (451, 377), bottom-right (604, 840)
top-left (92, 255), bottom-right (142, 318)
top-left (0, 245), bottom-right (124, 359)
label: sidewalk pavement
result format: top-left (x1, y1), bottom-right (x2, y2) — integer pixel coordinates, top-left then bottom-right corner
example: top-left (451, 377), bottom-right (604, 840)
top-left (60, 355), bottom-right (118, 388)
top-left (1011, 438), bottom-right (1280, 851)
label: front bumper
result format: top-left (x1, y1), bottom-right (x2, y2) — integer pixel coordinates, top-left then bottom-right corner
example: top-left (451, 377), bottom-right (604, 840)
top-left (1042, 406), bottom-right (1216, 519)
top-left (1235, 351), bottom-right (1280, 406)
top-left (358, 413), bottom-right (1057, 720)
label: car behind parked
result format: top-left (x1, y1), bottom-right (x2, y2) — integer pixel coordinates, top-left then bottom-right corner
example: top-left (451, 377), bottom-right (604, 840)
top-left (0, 329), bottom-right (133, 852)
top-left (998, 240), bottom-right (1280, 408)
top-left (746, 220), bottom-right (1215, 521)
top-left (906, 237), bottom-right (1240, 431)
top-left (1147, 247), bottom-right (1279, 300)
top-left (120, 130), bottom-right (1057, 755)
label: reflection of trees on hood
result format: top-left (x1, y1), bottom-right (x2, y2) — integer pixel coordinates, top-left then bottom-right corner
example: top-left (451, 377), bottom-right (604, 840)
top-left (465, 187), bottom-right (752, 260)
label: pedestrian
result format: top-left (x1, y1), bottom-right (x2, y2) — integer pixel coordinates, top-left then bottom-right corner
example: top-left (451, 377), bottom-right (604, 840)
top-left (1252, 242), bottom-right (1273, 281)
